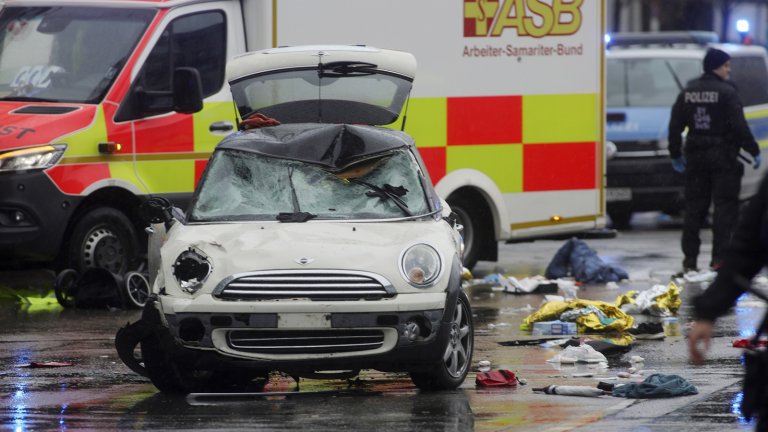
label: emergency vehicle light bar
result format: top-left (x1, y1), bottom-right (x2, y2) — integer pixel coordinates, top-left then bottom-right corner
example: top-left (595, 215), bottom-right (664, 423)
top-left (607, 31), bottom-right (719, 48)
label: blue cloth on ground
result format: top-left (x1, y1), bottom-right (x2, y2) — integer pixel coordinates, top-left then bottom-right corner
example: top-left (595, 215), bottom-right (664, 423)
top-left (544, 238), bottom-right (629, 283)
top-left (611, 373), bottom-right (698, 398)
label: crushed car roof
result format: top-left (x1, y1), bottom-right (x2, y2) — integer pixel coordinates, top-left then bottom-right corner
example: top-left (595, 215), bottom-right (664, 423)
top-left (217, 123), bottom-right (414, 171)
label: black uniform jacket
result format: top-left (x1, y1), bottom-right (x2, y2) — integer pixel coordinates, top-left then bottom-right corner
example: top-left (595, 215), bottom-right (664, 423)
top-left (693, 173), bottom-right (768, 321)
top-left (668, 73), bottom-right (759, 161)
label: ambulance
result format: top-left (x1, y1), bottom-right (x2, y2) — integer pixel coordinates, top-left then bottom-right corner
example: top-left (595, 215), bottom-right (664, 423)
top-left (0, 0), bottom-right (606, 273)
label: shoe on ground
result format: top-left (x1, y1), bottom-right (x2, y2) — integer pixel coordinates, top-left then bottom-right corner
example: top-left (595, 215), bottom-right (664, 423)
top-left (628, 322), bottom-right (665, 340)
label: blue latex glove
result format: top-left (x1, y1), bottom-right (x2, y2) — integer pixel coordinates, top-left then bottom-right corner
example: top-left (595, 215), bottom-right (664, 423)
top-left (671, 157), bottom-right (686, 173)
top-left (754, 154), bottom-right (762, 170)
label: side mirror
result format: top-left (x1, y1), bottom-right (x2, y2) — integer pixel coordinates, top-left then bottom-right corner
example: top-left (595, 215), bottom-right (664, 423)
top-left (173, 67), bottom-right (203, 114)
top-left (139, 196), bottom-right (173, 227)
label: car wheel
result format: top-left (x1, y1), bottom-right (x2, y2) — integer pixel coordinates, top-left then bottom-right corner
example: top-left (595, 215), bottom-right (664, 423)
top-left (608, 207), bottom-right (632, 230)
top-left (66, 207), bottom-right (139, 275)
top-left (54, 269), bottom-right (79, 308)
top-left (410, 291), bottom-right (474, 391)
top-left (448, 197), bottom-right (482, 269)
top-left (123, 271), bottom-right (150, 309)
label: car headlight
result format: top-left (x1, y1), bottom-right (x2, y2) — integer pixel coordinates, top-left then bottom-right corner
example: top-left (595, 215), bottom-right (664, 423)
top-left (172, 248), bottom-right (212, 293)
top-left (605, 141), bottom-right (617, 160)
top-left (400, 244), bottom-right (442, 287)
top-left (0, 144), bottom-right (66, 172)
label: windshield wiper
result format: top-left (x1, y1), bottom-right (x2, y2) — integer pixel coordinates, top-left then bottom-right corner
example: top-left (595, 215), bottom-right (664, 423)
top-left (664, 60), bottom-right (683, 91)
top-left (275, 167), bottom-right (317, 222)
top-left (350, 179), bottom-right (412, 217)
top-left (319, 61), bottom-right (378, 78)
top-left (276, 212), bottom-right (317, 222)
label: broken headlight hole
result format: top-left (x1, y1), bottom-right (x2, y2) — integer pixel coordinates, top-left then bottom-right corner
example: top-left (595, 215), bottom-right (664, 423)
top-left (172, 248), bottom-right (212, 293)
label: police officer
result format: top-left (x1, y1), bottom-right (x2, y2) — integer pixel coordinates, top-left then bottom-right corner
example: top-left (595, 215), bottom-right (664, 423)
top-left (668, 48), bottom-right (762, 273)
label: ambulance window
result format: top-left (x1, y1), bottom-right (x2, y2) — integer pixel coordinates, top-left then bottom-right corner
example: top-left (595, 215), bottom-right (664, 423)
top-left (141, 11), bottom-right (225, 95)
top-left (729, 56), bottom-right (768, 106)
top-left (125, 10), bottom-right (225, 119)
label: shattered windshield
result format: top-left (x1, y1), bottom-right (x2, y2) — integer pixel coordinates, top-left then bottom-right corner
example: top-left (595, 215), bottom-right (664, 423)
top-left (0, 6), bottom-right (154, 103)
top-left (188, 148), bottom-right (430, 222)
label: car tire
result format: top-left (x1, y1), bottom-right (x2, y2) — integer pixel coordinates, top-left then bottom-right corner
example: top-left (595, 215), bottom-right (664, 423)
top-left (410, 291), bottom-right (474, 391)
top-left (66, 207), bottom-right (139, 275)
top-left (447, 197), bottom-right (482, 269)
top-left (54, 268), bottom-right (79, 308)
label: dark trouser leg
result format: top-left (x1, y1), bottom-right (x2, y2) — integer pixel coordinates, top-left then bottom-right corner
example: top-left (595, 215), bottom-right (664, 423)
top-left (682, 171), bottom-right (711, 269)
top-left (710, 169), bottom-right (741, 266)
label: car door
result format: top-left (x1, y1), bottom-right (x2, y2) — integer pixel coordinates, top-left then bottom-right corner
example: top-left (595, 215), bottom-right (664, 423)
top-left (114, 2), bottom-right (238, 209)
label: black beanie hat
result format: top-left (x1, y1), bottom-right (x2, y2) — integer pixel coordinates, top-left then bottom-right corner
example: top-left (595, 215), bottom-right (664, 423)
top-left (703, 48), bottom-right (731, 72)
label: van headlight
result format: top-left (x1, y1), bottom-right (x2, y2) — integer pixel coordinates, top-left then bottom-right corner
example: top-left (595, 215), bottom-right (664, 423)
top-left (172, 248), bottom-right (212, 293)
top-left (400, 244), bottom-right (441, 287)
top-left (0, 144), bottom-right (66, 172)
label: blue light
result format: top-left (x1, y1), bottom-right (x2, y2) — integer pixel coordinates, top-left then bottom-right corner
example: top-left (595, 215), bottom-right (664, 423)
top-left (604, 34), bottom-right (612, 44)
top-left (737, 19), bottom-right (750, 33)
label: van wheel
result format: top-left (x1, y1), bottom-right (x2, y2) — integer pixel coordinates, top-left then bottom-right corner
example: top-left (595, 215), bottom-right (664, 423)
top-left (66, 207), bottom-right (139, 275)
top-left (410, 291), bottom-right (474, 391)
top-left (448, 197), bottom-right (482, 269)
top-left (608, 207), bottom-right (632, 230)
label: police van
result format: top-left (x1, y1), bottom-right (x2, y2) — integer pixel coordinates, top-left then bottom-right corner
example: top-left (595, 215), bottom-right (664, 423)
top-left (605, 32), bottom-right (768, 228)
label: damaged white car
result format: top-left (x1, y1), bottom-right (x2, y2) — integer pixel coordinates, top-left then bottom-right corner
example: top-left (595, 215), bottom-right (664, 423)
top-left (116, 46), bottom-right (473, 394)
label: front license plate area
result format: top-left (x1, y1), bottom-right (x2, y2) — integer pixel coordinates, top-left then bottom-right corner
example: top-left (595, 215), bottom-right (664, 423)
top-left (278, 313), bottom-right (331, 329)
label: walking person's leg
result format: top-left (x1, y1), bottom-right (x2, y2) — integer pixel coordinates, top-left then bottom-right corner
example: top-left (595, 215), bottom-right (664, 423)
top-left (682, 168), bottom-right (712, 271)
top-left (711, 169), bottom-right (741, 268)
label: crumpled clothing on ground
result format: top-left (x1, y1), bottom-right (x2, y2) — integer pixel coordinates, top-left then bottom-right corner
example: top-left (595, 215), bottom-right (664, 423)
top-left (545, 238), bottom-right (629, 284)
top-left (521, 299), bottom-right (635, 333)
top-left (615, 282), bottom-right (682, 316)
top-left (611, 373), bottom-right (698, 398)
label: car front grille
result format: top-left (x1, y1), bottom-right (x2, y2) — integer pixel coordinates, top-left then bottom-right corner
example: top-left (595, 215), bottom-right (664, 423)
top-left (213, 270), bottom-right (395, 301)
top-left (226, 329), bottom-right (386, 354)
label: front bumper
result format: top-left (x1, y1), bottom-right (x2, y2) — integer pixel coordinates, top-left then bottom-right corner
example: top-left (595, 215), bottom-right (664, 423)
top-left (0, 170), bottom-right (79, 262)
top-left (606, 156), bottom-right (684, 213)
top-left (162, 307), bottom-right (449, 373)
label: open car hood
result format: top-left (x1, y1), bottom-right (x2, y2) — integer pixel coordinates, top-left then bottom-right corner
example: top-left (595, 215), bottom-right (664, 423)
top-left (226, 45), bottom-right (416, 126)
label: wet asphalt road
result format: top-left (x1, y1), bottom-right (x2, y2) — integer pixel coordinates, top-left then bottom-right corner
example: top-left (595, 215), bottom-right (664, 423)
top-left (0, 212), bottom-right (765, 431)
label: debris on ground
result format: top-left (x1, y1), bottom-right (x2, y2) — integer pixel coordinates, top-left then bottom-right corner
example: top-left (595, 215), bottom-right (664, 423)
top-left (546, 344), bottom-right (608, 364)
top-left (628, 322), bottom-right (666, 340)
top-left (676, 270), bottom-right (718, 284)
top-left (545, 238), bottom-right (629, 284)
top-left (521, 299), bottom-right (635, 334)
top-left (558, 335), bottom-right (634, 356)
top-left (533, 384), bottom-right (607, 397)
top-left (475, 369), bottom-right (518, 387)
top-left (611, 373), bottom-right (698, 398)
top-left (532, 320), bottom-right (577, 336)
top-left (732, 338), bottom-right (768, 348)
top-left (615, 282), bottom-right (682, 316)
top-left (19, 361), bottom-right (74, 368)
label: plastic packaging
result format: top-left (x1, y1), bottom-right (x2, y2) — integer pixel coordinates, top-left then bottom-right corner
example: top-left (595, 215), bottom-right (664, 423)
top-left (532, 320), bottom-right (577, 336)
top-left (662, 317), bottom-right (681, 336)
